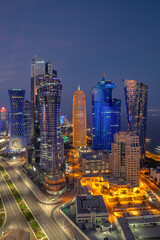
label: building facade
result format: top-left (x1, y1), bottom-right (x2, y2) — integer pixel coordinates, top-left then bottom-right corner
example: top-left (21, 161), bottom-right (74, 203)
top-left (76, 195), bottom-right (109, 224)
top-left (8, 89), bottom-right (26, 153)
top-left (0, 107), bottom-right (7, 136)
top-left (81, 151), bottom-right (108, 174)
top-left (31, 56), bottom-right (57, 164)
top-left (123, 79), bottom-right (148, 165)
top-left (91, 74), bottom-right (121, 151)
top-left (109, 131), bottom-right (140, 185)
top-left (73, 86), bottom-right (87, 147)
top-left (38, 76), bottom-right (65, 194)
top-left (24, 99), bottom-right (31, 146)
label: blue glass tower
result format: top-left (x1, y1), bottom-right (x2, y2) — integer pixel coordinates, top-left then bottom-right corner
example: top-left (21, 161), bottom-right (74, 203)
top-left (91, 74), bottom-right (121, 151)
top-left (8, 89), bottom-right (26, 152)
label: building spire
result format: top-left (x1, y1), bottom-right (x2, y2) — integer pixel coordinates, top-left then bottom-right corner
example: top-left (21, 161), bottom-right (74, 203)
top-left (78, 84), bottom-right (80, 90)
top-left (103, 73), bottom-right (106, 78)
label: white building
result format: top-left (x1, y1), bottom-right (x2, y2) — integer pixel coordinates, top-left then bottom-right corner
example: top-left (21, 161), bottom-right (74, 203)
top-left (109, 131), bottom-right (140, 185)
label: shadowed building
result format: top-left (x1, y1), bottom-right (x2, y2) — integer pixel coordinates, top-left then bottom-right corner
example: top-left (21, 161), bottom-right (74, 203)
top-left (123, 79), bottom-right (148, 166)
top-left (8, 89), bottom-right (26, 153)
top-left (91, 74), bottom-right (121, 151)
top-left (73, 86), bottom-right (87, 148)
top-left (38, 75), bottom-right (66, 194)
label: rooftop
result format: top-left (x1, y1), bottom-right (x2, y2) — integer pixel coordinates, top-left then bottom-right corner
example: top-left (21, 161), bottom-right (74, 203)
top-left (76, 195), bottom-right (108, 215)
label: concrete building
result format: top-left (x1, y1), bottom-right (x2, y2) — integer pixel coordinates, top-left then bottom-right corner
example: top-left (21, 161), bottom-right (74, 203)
top-left (75, 195), bottom-right (109, 224)
top-left (150, 167), bottom-right (160, 184)
top-left (109, 131), bottom-right (140, 185)
top-left (72, 86), bottom-right (87, 148)
top-left (81, 151), bottom-right (108, 174)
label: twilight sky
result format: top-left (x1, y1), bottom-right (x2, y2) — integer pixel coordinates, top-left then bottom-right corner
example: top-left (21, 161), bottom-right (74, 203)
top-left (0, 0), bottom-right (160, 128)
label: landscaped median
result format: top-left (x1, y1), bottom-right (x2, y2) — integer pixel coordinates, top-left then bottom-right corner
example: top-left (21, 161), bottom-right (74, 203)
top-left (0, 165), bottom-right (48, 240)
top-left (0, 195), bottom-right (5, 228)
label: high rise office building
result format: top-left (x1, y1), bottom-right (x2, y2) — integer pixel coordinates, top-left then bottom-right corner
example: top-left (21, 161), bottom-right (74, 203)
top-left (31, 56), bottom-right (57, 164)
top-left (0, 107), bottom-right (7, 136)
top-left (38, 75), bottom-right (65, 194)
top-left (91, 74), bottom-right (121, 151)
top-left (24, 99), bottom-right (31, 146)
top-left (123, 79), bottom-right (148, 165)
top-left (109, 131), bottom-right (140, 185)
top-left (8, 89), bottom-right (26, 153)
top-left (73, 86), bottom-right (87, 147)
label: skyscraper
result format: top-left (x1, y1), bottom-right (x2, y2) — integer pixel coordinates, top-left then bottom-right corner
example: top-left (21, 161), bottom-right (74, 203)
top-left (8, 89), bottom-right (26, 153)
top-left (38, 75), bottom-right (65, 194)
top-left (31, 56), bottom-right (57, 164)
top-left (109, 131), bottom-right (140, 185)
top-left (73, 86), bottom-right (87, 148)
top-left (0, 107), bottom-right (7, 136)
top-left (123, 79), bottom-right (148, 165)
top-left (91, 74), bottom-right (121, 151)
top-left (24, 99), bottom-right (31, 146)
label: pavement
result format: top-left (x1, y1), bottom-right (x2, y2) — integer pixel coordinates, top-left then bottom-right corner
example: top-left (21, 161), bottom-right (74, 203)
top-left (0, 171), bottom-right (36, 240)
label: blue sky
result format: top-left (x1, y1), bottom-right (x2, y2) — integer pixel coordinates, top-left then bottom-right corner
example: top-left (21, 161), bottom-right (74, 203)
top-left (0, 0), bottom-right (160, 127)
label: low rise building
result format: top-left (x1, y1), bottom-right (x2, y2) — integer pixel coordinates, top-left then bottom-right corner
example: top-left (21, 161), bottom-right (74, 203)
top-left (75, 195), bottom-right (109, 224)
top-left (150, 167), bottom-right (160, 184)
top-left (81, 151), bottom-right (108, 174)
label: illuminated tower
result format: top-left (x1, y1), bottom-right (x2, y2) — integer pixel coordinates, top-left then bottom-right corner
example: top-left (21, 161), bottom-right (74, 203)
top-left (31, 56), bottom-right (57, 164)
top-left (38, 75), bottom-right (65, 194)
top-left (24, 99), bottom-right (31, 146)
top-left (0, 107), bottom-right (7, 136)
top-left (73, 86), bottom-right (87, 147)
top-left (8, 89), bottom-right (26, 152)
top-left (123, 79), bottom-right (148, 165)
top-left (91, 74), bottom-right (121, 151)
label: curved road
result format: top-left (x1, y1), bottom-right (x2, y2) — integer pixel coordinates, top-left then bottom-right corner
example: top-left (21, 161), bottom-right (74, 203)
top-left (0, 159), bottom-right (69, 240)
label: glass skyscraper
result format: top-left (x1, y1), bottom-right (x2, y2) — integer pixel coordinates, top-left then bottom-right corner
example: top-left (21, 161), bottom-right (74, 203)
top-left (38, 75), bottom-right (65, 194)
top-left (73, 86), bottom-right (87, 147)
top-left (31, 56), bottom-right (57, 164)
top-left (91, 74), bottom-right (121, 151)
top-left (123, 79), bottom-right (148, 165)
top-left (0, 107), bottom-right (7, 136)
top-left (24, 99), bottom-right (31, 146)
top-left (8, 89), bottom-right (26, 152)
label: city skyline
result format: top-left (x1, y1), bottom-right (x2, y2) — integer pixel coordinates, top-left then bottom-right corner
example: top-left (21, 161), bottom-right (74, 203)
top-left (0, 0), bottom-right (160, 125)
top-left (0, 1), bottom-right (160, 240)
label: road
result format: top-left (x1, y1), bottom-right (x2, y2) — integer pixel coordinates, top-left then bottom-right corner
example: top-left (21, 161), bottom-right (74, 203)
top-left (0, 159), bottom-right (69, 240)
top-left (140, 174), bottom-right (160, 198)
top-left (53, 180), bottom-right (90, 240)
top-left (0, 171), bottom-right (36, 240)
